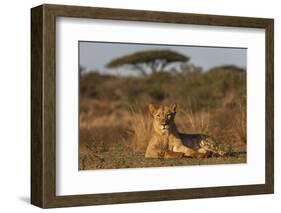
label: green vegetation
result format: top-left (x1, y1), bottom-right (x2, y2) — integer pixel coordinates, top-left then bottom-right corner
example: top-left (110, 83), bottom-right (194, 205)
top-left (80, 66), bottom-right (246, 112)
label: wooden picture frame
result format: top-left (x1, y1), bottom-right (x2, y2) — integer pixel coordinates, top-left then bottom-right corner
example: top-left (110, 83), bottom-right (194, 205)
top-left (31, 4), bottom-right (274, 208)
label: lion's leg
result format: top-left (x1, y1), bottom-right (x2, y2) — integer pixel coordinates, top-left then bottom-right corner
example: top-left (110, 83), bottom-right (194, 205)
top-left (145, 148), bottom-right (160, 158)
top-left (198, 148), bottom-right (207, 153)
top-left (145, 142), bottom-right (162, 158)
top-left (173, 145), bottom-right (198, 158)
top-left (164, 150), bottom-right (183, 159)
top-left (197, 148), bottom-right (210, 158)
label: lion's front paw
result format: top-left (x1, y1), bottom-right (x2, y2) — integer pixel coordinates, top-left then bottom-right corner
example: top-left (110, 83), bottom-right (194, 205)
top-left (164, 150), bottom-right (184, 159)
top-left (183, 150), bottom-right (197, 158)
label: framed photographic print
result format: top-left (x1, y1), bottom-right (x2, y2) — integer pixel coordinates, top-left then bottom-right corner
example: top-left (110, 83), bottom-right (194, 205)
top-left (31, 4), bottom-right (274, 208)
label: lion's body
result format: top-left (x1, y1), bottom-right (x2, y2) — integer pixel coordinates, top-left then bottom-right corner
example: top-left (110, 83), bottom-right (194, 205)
top-left (145, 125), bottom-right (196, 159)
top-left (145, 103), bottom-right (225, 159)
top-left (179, 133), bottom-right (225, 156)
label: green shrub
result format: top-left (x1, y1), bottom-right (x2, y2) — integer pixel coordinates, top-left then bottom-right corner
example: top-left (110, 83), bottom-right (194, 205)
top-left (79, 66), bottom-right (246, 113)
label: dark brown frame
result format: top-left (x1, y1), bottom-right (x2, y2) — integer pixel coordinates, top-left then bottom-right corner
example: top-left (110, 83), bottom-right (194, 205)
top-left (31, 4), bottom-right (274, 208)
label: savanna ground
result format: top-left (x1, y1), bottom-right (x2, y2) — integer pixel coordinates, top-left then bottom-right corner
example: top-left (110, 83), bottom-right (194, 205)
top-left (79, 65), bottom-right (247, 170)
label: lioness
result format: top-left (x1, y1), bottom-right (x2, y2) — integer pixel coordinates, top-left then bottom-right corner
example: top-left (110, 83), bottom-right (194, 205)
top-left (145, 103), bottom-right (225, 159)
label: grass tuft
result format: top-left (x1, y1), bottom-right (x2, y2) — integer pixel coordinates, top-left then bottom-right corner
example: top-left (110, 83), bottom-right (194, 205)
top-left (129, 106), bottom-right (152, 152)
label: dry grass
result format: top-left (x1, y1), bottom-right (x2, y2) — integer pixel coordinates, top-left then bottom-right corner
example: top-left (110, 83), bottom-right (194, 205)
top-left (233, 102), bottom-right (247, 144)
top-left (129, 107), bottom-right (152, 152)
top-left (178, 107), bottom-right (210, 134)
top-left (79, 99), bottom-right (247, 170)
top-left (79, 95), bottom-right (247, 170)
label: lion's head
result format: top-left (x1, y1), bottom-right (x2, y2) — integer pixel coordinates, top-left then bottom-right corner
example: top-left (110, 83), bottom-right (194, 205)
top-left (148, 103), bottom-right (177, 134)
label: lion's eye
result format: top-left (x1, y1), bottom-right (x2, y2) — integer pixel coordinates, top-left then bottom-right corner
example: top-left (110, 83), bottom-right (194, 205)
top-left (156, 114), bottom-right (160, 117)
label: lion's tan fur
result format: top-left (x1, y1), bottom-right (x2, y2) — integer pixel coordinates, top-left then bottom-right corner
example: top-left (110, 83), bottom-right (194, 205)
top-left (145, 103), bottom-right (226, 159)
top-left (145, 103), bottom-right (201, 159)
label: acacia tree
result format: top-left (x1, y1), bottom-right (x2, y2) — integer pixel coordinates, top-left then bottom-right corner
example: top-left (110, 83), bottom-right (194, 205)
top-left (106, 49), bottom-right (189, 75)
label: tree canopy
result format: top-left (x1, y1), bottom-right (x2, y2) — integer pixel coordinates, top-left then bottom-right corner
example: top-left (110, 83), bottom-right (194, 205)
top-left (106, 49), bottom-right (189, 75)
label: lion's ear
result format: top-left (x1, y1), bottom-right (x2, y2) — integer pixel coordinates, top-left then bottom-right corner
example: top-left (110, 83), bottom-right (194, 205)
top-left (170, 103), bottom-right (177, 113)
top-left (148, 104), bottom-right (158, 115)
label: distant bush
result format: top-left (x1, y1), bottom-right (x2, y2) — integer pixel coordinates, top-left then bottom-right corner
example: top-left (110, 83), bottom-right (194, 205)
top-left (80, 66), bottom-right (246, 112)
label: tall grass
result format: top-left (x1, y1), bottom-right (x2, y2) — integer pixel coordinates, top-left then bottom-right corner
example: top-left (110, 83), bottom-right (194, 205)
top-left (233, 102), bottom-right (247, 144)
top-left (178, 104), bottom-right (210, 134)
top-left (129, 106), bottom-right (152, 152)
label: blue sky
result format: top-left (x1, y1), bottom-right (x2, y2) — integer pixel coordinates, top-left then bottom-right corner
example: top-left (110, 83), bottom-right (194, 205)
top-left (79, 41), bottom-right (246, 75)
